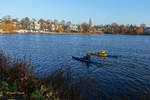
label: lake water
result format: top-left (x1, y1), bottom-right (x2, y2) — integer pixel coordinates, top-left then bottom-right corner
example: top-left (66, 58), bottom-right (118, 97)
top-left (0, 33), bottom-right (150, 100)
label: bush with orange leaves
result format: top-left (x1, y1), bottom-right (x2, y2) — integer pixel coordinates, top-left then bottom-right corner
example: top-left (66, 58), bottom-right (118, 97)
top-left (0, 21), bottom-right (19, 33)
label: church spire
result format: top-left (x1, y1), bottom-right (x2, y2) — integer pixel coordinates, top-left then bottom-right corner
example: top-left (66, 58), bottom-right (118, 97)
top-left (89, 18), bottom-right (92, 27)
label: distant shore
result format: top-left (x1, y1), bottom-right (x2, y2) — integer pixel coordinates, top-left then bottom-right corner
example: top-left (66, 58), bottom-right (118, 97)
top-left (0, 32), bottom-right (150, 35)
top-left (0, 32), bottom-right (104, 34)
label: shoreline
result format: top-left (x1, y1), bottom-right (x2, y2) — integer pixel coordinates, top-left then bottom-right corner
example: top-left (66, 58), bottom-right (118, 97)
top-left (0, 32), bottom-right (150, 35)
top-left (0, 32), bottom-right (104, 34)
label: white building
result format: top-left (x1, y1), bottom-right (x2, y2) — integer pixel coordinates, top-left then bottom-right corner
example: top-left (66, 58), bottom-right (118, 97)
top-left (34, 21), bottom-right (40, 31)
top-left (51, 24), bottom-right (56, 32)
top-left (69, 24), bottom-right (78, 32)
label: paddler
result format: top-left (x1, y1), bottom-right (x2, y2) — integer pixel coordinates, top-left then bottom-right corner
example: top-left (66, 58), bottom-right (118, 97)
top-left (84, 53), bottom-right (91, 60)
top-left (98, 49), bottom-right (108, 57)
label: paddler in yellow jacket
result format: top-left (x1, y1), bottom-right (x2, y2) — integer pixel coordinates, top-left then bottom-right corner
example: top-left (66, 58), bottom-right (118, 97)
top-left (98, 49), bottom-right (108, 57)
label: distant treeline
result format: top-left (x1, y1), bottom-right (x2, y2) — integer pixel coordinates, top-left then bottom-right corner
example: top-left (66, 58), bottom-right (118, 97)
top-left (0, 15), bottom-right (149, 34)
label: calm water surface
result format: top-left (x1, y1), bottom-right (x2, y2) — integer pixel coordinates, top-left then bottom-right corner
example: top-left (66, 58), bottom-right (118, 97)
top-left (0, 33), bottom-right (150, 100)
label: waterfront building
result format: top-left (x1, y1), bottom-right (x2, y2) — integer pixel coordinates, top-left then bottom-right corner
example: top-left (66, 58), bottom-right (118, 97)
top-left (50, 23), bottom-right (56, 32)
top-left (145, 27), bottom-right (150, 34)
top-left (136, 27), bottom-right (145, 34)
top-left (69, 24), bottom-right (78, 32)
top-left (30, 21), bottom-right (35, 32)
top-left (34, 21), bottom-right (40, 31)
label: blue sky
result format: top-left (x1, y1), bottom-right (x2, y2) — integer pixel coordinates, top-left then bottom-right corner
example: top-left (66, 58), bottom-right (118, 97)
top-left (0, 0), bottom-right (149, 26)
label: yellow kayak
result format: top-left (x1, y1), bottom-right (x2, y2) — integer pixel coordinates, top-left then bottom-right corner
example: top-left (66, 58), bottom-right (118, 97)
top-left (98, 53), bottom-right (108, 57)
top-left (89, 52), bottom-right (108, 57)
